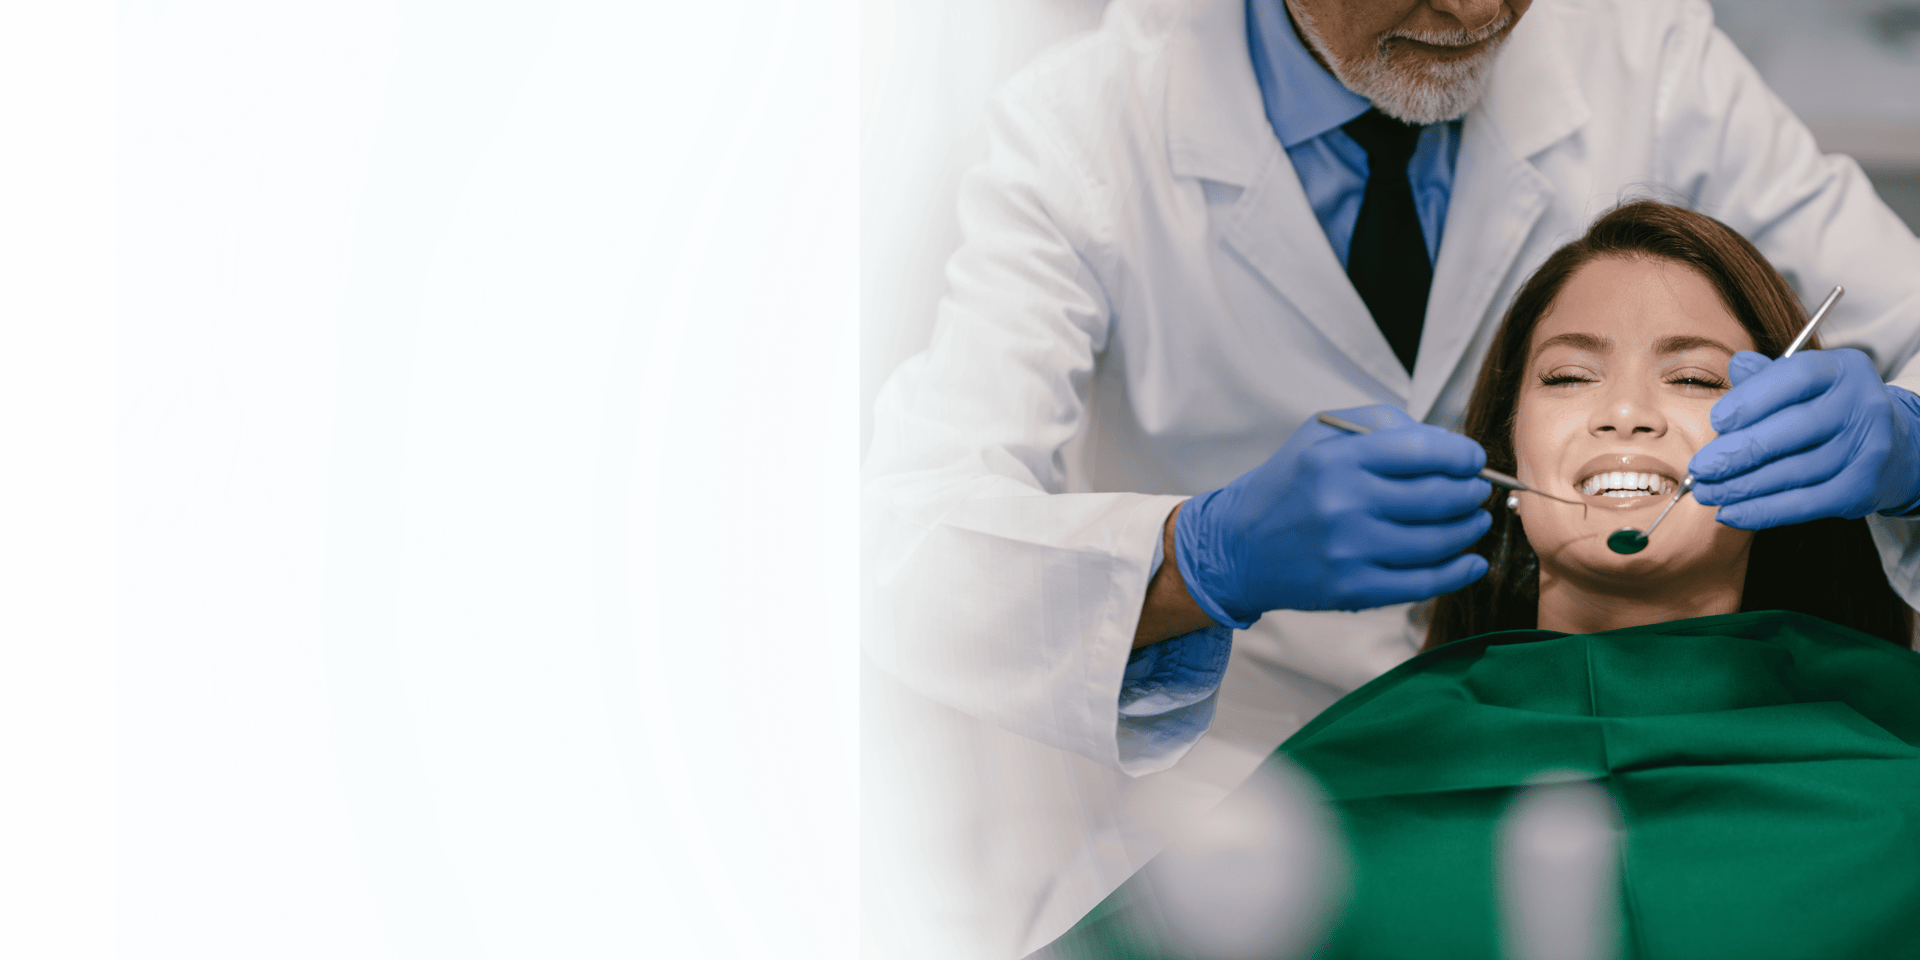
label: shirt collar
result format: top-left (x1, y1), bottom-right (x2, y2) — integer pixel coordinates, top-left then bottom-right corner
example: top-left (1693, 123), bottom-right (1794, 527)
top-left (1247, 0), bottom-right (1371, 148)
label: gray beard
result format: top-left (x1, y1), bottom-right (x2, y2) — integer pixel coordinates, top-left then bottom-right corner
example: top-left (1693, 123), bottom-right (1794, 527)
top-left (1288, 2), bottom-right (1511, 126)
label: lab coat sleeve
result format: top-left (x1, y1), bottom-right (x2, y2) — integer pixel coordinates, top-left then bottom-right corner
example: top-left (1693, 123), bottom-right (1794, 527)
top-left (1115, 531), bottom-right (1234, 770)
top-left (1650, 0), bottom-right (1920, 607)
top-left (863, 70), bottom-right (1210, 776)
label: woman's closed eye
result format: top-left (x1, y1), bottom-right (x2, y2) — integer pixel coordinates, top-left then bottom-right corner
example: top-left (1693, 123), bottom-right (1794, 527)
top-left (1538, 371), bottom-right (1596, 387)
top-left (1664, 369), bottom-right (1730, 390)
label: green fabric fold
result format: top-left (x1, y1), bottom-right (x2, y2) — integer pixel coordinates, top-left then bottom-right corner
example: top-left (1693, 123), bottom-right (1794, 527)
top-left (1047, 611), bottom-right (1920, 960)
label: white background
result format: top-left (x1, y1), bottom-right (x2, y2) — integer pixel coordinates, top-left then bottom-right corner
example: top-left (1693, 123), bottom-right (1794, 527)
top-left (7, 1), bottom-right (856, 956)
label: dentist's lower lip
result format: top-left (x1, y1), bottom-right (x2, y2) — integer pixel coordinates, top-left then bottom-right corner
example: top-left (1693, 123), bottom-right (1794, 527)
top-left (1394, 37), bottom-right (1491, 55)
top-left (1387, 20), bottom-right (1511, 57)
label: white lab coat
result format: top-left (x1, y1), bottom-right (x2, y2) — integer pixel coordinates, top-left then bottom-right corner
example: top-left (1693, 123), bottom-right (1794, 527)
top-left (861, 0), bottom-right (1920, 956)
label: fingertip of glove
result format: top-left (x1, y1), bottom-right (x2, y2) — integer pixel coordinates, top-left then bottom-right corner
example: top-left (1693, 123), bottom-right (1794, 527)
top-left (1727, 351), bottom-right (1769, 383)
top-left (1428, 429), bottom-right (1486, 474)
top-left (1710, 503), bottom-right (1762, 530)
top-left (1707, 402), bottom-right (1745, 434)
top-left (1334, 403), bottom-right (1413, 432)
top-left (1687, 442), bottom-right (1731, 483)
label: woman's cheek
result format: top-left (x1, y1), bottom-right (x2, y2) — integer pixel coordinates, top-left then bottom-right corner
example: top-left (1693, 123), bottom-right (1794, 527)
top-left (1681, 401), bottom-right (1721, 443)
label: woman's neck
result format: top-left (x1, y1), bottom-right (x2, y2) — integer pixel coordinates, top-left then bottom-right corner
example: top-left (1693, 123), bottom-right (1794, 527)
top-left (1536, 558), bottom-right (1748, 636)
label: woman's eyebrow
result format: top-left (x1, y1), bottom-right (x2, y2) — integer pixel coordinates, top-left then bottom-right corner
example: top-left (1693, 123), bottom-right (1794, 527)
top-left (1532, 332), bottom-right (1610, 360)
top-left (1655, 334), bottom-right (1737, 355)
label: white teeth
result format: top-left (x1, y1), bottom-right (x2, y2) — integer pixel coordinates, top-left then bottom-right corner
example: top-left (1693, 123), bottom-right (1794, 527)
top-left (1578, 471), bottom-right (1671, 497)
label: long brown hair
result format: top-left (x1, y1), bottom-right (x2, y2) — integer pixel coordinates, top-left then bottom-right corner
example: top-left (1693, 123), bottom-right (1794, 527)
top-left (1426, 201), bottom-right (1913, 649)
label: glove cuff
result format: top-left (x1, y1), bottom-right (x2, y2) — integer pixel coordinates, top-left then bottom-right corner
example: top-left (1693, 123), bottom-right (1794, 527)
top-left (1172, 488), bottom-right (1260, 631)
top-left (1877, 384), bottom-right (1920, 517)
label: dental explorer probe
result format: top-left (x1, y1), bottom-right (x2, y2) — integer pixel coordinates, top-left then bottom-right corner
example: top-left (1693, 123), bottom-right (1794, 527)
top-left (1314, 412), bottom-right (1588, 509)
top-left (1606, 284), bottom-right (1845, 555)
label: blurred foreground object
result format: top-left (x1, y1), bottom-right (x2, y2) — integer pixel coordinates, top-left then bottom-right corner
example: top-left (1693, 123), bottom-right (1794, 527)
top-left (1035, 759), bottom-right (1347, 960)
top-left (1143, 760), bottom-right (1348, 960)
top-left (1498, 778), bottom-right (1622, 960)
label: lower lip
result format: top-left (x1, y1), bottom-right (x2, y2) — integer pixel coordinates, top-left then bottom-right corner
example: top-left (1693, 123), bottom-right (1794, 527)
top-left (1389, 36), bottom-right (1493, 59)
top-left (1577, 491), bottom-right (1670, 510)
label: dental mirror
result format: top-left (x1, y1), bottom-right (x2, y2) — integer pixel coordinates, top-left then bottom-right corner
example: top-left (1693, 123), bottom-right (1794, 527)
top-left (1604, 284), bottom-right (1843, 555)
top-left (1604, 476), bottom-right (1690, 555)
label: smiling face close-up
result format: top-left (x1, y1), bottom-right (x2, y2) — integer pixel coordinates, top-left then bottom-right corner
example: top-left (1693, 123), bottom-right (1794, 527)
top-left (1509, 256), bottom-right (1758, 604)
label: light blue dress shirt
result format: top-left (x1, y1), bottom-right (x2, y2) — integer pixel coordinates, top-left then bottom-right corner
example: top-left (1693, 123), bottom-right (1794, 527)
top-left (1117, 0), bottom-right (1464, 767)
top-left (1246, 0), bottom-right (1460, 266)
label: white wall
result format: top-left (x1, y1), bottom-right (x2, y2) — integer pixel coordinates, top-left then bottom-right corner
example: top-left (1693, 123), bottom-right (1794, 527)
top-left (1711, 0), bottom-right (1920, 224)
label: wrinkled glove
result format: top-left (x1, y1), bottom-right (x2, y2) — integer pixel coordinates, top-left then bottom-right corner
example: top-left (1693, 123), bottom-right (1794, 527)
top-left (1691, 349), bottom-right (1920, 528)
top-left (1173, 404), bottom-right (1492, 628)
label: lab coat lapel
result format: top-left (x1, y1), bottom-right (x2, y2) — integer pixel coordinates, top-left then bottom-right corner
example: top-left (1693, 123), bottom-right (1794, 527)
top-left (1222, 154), bottom-right (1416, 400)
top-left (1409, 1), bottom-right (1591, 421)
top-left (1166, 0), bottom-right (1414, 400)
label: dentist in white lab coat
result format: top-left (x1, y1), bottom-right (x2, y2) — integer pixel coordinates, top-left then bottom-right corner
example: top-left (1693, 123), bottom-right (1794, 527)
top-left (862, 0), bottom-right (1920, 956)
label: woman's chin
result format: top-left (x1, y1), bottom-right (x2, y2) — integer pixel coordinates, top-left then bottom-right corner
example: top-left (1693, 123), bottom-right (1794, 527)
top-left (1523, 506), bottom-right (1729, 584)
top-left (1561, 539), bottom-right (1674, 585)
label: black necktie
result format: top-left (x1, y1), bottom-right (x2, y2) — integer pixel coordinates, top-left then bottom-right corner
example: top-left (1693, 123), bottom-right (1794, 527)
top-left (1343, 108), bottom-right (1431, 373)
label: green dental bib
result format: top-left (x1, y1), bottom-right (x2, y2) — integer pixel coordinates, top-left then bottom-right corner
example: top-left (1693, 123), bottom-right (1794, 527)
top-left (1049, 611), bottom-right (1920, 960)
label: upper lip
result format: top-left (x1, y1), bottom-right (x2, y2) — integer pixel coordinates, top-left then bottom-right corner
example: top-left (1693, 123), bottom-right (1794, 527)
top-left (1571, 453), bottom-right (1683, 497)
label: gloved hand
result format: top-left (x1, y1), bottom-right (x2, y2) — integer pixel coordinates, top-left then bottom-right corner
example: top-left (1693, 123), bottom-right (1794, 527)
top-left (1691, 349), bottom-right (1920, 528)
top-left (1173, 404), bottom-right (1492, 627)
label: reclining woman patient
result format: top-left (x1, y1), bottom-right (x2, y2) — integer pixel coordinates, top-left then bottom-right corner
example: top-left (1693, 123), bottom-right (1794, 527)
top-left (1052, 201), bottom-right (1920, 960)
top-left (1286, 200), bottom-right (1920, 960)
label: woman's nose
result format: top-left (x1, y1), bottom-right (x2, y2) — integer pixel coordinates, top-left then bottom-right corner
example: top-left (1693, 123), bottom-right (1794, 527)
top-left (1588, 385), bottom-right (1667, 438)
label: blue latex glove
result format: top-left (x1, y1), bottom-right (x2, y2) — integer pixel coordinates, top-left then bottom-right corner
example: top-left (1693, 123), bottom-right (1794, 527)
top-left (1691, 349), bottom-right (1920, 528)
top-left (1173, 404), bottom-right (1492, 627)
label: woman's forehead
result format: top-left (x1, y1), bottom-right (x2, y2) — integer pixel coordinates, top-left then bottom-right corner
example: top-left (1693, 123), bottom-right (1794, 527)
top-left (1529, 257), bottom-right (1757, 356)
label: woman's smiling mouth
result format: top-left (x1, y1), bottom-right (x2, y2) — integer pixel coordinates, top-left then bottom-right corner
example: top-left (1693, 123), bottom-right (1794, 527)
top-left (1570, 454), bottom-right (1683, 507)
top-left (1578, 471), bottom-right (1676, 497)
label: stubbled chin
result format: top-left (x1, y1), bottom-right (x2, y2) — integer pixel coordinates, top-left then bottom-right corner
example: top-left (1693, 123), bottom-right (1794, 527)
top-left (1347, 55), bottom-right (1498, 125)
